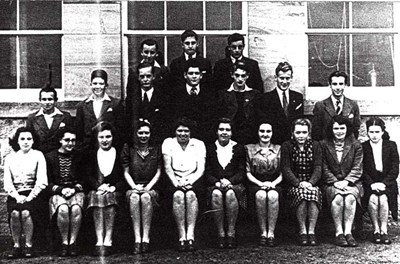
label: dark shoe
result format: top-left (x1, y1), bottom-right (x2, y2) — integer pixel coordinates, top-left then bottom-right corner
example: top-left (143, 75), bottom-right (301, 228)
top-left (59, 244), bottom-right (69, 257)
top-left (186, 239), bottom-right (195, 252)
top-left (267, 237), bottom-right (276, 247)
top-left (345, 234), bottom-right (358, 247)
top-left (141, 242), bottom-right (150, 253)
top-left (226, 236), bottom-right (237, 249)
top-left (217, 236), bottom-right (225, 249)
top-left (373, 232), bottom-right (381, 244)
top-left (69, 243), bottom-right (79, 257)
top-left (259, 236), bottom-right (267, 247)
top-left (132, 243), bottom-right (141, 255)
top-left (24, 246), bottom-right (34, 258)
top-left (381, 234), bottom-right (391, 245)
top-left (308, 234), bottom-right (317, 246)
top-left (177, 240), bottom-right (186, 252)
top-left (299, 234), bottom-right (308, 246)
top-left (103, 246), bottom-right (113, 256)
top-left (7, 247), bottom-right (22, 259)
top-left (335, 234), bottom-right (348, 247)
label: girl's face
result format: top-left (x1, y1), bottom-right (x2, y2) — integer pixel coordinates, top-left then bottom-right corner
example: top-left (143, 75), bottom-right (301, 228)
top-left (18, 132), bottom-right (34, 152)
top-left (332, 122), bottom-right (347, 141)
top-left (368, 125), bottom-right (384, 144)
top-left (258, 123), bottom-right (273, 144)
top-left (293, 124), bottom-right (309, 145)
top-left (176, 125), bottom-right (190, 145)
top-left (97, 130), bottom-right (113, 150)
top-left (90, 77), bottom-right (107, 98)
top-left (137, 126), bottom-right (151, 145)
top-left (217, 123), bottom-right (232, 145)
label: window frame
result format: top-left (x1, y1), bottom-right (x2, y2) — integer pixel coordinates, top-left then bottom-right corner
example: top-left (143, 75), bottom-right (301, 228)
top-left (121, 0), bottom-right (248, 93)
top-left (0, 0), bottom-right (64, 102)
top-left (305, 1), bottom-right (400, 113)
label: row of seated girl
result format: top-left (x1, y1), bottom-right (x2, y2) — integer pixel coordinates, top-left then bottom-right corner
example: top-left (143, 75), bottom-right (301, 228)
top-left (3, 115), bottom-right (398, 258)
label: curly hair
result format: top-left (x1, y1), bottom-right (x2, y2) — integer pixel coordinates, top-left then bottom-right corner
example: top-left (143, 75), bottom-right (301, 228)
top-left (9, 127), bottom-right (40, 151)
top-left (325, 115), bottom-right (353, 139)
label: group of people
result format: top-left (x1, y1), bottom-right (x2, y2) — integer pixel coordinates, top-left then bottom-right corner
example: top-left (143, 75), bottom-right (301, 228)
top-left (3, 30), bottom-right (399, 259)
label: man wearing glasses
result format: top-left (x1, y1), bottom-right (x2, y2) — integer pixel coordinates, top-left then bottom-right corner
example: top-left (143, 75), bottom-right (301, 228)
top-left (214, 33), bottom-right (263, 92)
top-left (169, 30), bottom-right (213, 87)
top-left (255, 62), bottom-right (304, 144)
top-left (312, 71), bottom-right (361, 141)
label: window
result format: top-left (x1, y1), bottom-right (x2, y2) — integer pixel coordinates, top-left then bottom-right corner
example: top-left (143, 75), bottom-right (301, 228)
top-left (307, 2), bottom-right (395, 87)
top-left (0, 0), bottom-right (62, 94)
top-left (123, 1), bottom-right (247, 72)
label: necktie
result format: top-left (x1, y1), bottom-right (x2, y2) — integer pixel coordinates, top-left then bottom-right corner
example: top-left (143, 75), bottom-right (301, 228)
top-left (190, 86), bottom-right (197, 95)
top-left (282, 91), bottom-right (288, 116)
top-left (336, 99), bottom-right (341, 114)
top-left (143, 91), bottom-right (149, 104)
top-left (141, 92), bottom-right (150, 118)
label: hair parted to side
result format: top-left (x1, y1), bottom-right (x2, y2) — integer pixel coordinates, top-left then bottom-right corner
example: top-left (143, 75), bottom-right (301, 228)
top-left (326, 115), bottom-right (353, 139)
top-left (9, 126), bottom-right (40, 151)
top-left (366, 117), bottom-right (390, 140)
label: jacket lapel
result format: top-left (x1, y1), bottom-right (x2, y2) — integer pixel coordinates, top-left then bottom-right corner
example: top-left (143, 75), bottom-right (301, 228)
top-left (341, 97), bottom-right (353, 117)
top-left (340, 138), bottom-right (352, 163)
top-left (99, 100), bottom-right (111, 119)
top-left (326, 140), bottom-right (340, 164)
top-left (323, 98), bottom-right (336, 118)
top-left (50, 114), bottom-right (64, 131)
top-left (35, 115), bottom-right (50, 131)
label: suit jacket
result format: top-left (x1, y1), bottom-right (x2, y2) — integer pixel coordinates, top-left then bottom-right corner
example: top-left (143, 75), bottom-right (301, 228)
top-left (312, 96), bottom-right (361, 141)
top-left (26, 109), bottom-right (73, 153)
top-left (218, 87), bottom-right (260, 144)
top-left (75, 95), bottom-right (125, 148)
top-left (169, 54), bottom-right (213, 87)
top-left (214, 56), bottom-right (264, 92)
top-left (320, 137), bottom-right (363, 188)
top-left (205, 142), bottom-right (246, 186)
top-left (255, 88), bottom-right (304, 145)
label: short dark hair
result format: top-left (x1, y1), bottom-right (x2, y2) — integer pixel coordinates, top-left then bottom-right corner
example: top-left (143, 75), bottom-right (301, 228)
top-left (136, 62), bottom-right (155, 75)
top-left (275, 62), bottom-right (293, 76)
top-left (228, 33), bottom-right (244, 45)
top-left (215, 117), bottom-right (232, 132)
top-left (91, 69), bottom-right (108, 84)
top-left (291, 118), bottom-right (312, 134)
top-left (39, 85), bottom-right (58, 101)
top-left (326, 115), bottom-right (353, 139)
top-left (140, 39), bottom-right (159, 51)
top-left (173, 117), bottom-right (197, 133)
top-left (137, 120), bottom-right (152, 134)
top-left (9, 127), bottom-right (40, 151)
top-left (183, 58), bottom-right (201, 73)
top-left (233, 60), bottom-right (249, 75)
top-left (56, 126), bottom-right (77, 141)
top-left (181, 30), bottom-right (198, 42)
top-left (366, 117), bottom-right (390, 140)
top-left (329, 71), bottom-right (348, 85)
top-left (257, 119), bottom-right (274, 131)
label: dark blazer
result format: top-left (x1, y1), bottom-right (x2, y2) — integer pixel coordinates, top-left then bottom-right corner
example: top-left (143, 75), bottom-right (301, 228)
top-left (213, 57), bottom-right (264, 92)
top-left (205, 142), bottom-right (246, 186)
top-left (26, 109), bottom-right (73, 154)
top-left (218, 87), bottom-right (260, 145)
top-left (255, 88), bottom-right (304, 145)
top-left (312, 96), bottom-right (361, 141)
top-left (75, 96), bottom-right (125, 148)
top-left (45, 149), bottom-right (85, 195)
top-left (320, 137), bottom-right (363, 188)
top-left (169, 55), bottom-right (213, 87)
top-left (281, 140), bottom-right (322, 187)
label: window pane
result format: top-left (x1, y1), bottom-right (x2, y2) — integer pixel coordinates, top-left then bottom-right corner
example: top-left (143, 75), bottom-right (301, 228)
top-left (0, 1), bottom-right (16, 30)
top-left (353, 2), bottom-right (393, 28)
top-left (20, 1), bottom-right (61, 30)
top-left (353, 35), bottom-right (394, 87)
top-left (308, 35), bottom-right (349, 86)
top-left (308, 2), bottom-right (349, 29)
top-left (206, 2), bottom-right (242, 30)
top-left (167, 36), bottom-right (203, 64)
top-left (20, 36), bottom-right (62, 88)
top-left (167, 2), bottom-right (203, 30)
top-left (206, 36), bottom-right (229, 65)
top-left (0, 37), bottom-right (17, 88)
top-left (127, 36), bottom-right (165, 69)
top-left (128, 1), bottom-right (164, 30)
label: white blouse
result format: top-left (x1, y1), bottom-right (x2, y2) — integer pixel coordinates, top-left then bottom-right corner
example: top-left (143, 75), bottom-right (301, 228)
top-left (97, 147), bottom-right (116, 177)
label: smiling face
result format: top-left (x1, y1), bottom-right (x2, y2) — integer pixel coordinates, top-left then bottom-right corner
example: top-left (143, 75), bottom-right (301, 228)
top-left (232, 68), bottom-right (249, 90)
top-left (182, 36), bottom-right (198, 56)
top-left (138, 66), bottom-right (154, 91)
top-left (40, 91), bottom-right (57, 114)
top-left (275, 70), bottom-right (292, 91)
top-left (332, 122), bottom-right (347, 141)
top-left (97, 129), bottom-right (113, 150)
top-left (176, 125), bottom-right (190, 145)
top-left (258, 123), bottom-right (273, 144)
top-left (90, 77), bottom-right (107, 98)
top-left (217, 122), bottom-right (232, 146)
top-left (184, 67), bottom-right (203, 86)
top-left (18, 132), bottom-right (34, 153)
top-left (141, 44), bottom-right (158, 64)
top-left (330, 76), bottom-right (346, 99)
top-left (293, 124), bottom-right (309, 145)
top-left (368, 125), bottom-right (384, 144)
top-left (137, 125), bottom-right (151, 145)
top-left (59, 132), bottom-right (76, 153)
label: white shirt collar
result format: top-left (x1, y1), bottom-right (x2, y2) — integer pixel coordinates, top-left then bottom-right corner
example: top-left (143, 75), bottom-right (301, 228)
top-left (230, 55), bottom-right (243, 64)
top-left (140, 59), bottom-right (161, 69)
top-left (86, 93), bottom-right (111, 103)
top-left (141, 87), bottom-right (154, 101)
top-left (36, 107), bottom-right (63, 117)
top-left (277, 88), bottom-right (289, 106)
top-left (331, 95), bottom-right (344, 106)
top-left (184, 53), bottom-right (197, 60)
top-left (227, 83), bottom-right (253, 92)
top-left (186, 83), bottom-right (200, 95)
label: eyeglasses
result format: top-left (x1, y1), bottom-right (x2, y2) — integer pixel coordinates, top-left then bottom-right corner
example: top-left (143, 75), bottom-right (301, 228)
top-left (142, 50), bottom-right (156, 55)
top-left (184, 41), bottom-right (197, 46)
top-left (230, 45), bottom-right (244, 50)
